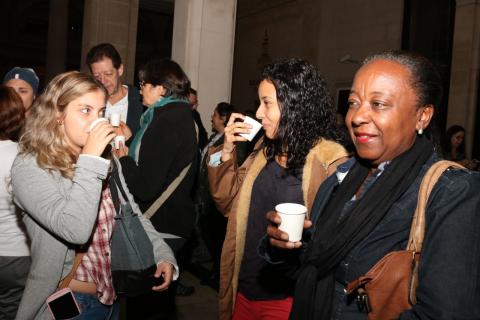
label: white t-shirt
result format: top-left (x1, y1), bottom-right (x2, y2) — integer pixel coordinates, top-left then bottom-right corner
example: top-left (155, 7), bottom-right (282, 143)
top-left (105, 85), bottom-right (129, 122)
top-left (0, 140), bottom-right (29, 256)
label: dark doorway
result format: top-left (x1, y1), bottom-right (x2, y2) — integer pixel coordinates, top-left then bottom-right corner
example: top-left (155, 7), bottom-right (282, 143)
top-left (402, 0), bottom-right (456, 139)
top-left (0, 0), bottom-right (84, 90)
top-left (473, 73), bottom-right (480, 159)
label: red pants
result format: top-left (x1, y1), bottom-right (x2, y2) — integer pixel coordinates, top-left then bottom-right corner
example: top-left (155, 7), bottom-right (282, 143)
top-left (232, 292), bottom-right (293, 320)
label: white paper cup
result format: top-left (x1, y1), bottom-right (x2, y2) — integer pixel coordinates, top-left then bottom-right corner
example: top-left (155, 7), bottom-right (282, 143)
top-left (275, 203), bottom-right (307, 242)
top-left (114, 135), bottom-right (126, 149)
top-left (88, 118), bottom-right (108, 132)
top-left (239, 116), bottom-right (262, 141)
top-left (110, 113), bottom-right (121, 127)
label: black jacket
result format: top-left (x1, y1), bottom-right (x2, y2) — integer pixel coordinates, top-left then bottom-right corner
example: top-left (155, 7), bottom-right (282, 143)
top-left (120, 101), bottom-right (198, 239)
top-left (126, 85), bottom-right (144, 136)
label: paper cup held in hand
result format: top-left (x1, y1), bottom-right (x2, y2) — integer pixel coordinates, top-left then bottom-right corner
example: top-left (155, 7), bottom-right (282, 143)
top-left (275, 203), bottom-right (307, 242)
top-left (239, 116), bottom-right (262, 141)
top-left (88, 118), bottom-right (108, 132)
top-left (114, 135), bottom-right (126, 149)
top-left (110, 113), bottom-right (121, 127)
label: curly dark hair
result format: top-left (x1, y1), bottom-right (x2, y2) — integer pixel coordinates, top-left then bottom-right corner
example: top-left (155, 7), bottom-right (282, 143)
top-left (261, 58), bottom-right (342, 173)
top-left (0, 85), bottom-right (25, 141)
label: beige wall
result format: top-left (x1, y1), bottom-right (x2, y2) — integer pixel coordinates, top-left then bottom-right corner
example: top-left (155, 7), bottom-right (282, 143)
top-left (231, 0), bottom-right (404, 113)
top-left (80, 0), bottom-right (139, 84)
top-left (316, 0), bottom-right (404, 103)
top-left (172, 0), bottom-right (237, 135)
top-left (447, 0), bottom-right (480, 157)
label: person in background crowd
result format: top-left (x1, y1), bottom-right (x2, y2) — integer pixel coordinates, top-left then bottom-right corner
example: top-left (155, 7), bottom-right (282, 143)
top-left (0, 85), bottom-right (29, 320)
top-left (3, 67), bottom-right (39, 115)
top-left (113, 58), bottom-right (198, 318)
top-left (266, 51), bottom-right (480, 319)
top-left (194, 102), bottom-right (237, 290)
top-left (207, 58), bottom-right (348, 320)
top-left (441, 125), bottom-right (480, 170)
top-left (188, 88), bottom-right (208, 150)
top-left (11, 71), bottom-right (176, 320)
top-left (86, 43), bottom-right (144, 136)
top-left (442, 124), bottom-right (466, 161)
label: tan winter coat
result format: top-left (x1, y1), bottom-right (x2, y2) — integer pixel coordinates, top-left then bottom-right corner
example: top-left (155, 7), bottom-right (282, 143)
top-left (207, 139), bottom-right (348, 320)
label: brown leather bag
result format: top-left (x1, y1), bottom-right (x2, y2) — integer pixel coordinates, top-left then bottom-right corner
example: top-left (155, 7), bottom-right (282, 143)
top-left (346, 160), bottom-right (464, 320)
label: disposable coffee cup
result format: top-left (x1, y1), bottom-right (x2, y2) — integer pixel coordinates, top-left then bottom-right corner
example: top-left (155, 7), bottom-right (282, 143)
top-left (275, 203), bottom-right (307, 242)
top-left (114, 135), bottom-right (126, 149)
top-left (88, 118), bottom-right (108, 132)
top-left (110, 113), bottom-right (121, 127)
top-left (239, 116), bottom-right (262, 141)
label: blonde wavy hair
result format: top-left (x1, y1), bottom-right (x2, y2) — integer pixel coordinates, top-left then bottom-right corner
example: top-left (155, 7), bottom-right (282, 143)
top-left (19, 71), bottom-right (107, 179)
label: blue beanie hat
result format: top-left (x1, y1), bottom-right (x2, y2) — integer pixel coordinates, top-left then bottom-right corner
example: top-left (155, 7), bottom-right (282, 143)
top-left (3, 67), bottom-right (40, 94)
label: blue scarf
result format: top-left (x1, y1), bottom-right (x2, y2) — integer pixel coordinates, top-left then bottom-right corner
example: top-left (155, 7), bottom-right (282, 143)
top-left (129, 96), bottom-right (186, 163)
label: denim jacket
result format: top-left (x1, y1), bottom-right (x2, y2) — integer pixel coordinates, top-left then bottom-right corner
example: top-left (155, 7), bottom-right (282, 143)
top-left (261, 154), bottom-right (480, 320)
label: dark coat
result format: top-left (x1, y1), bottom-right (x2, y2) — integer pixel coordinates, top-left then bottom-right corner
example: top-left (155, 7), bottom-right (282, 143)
top-left (126, 85), bottom-right (144, 136)
top-left (120, 101), bottom-right (198, 239)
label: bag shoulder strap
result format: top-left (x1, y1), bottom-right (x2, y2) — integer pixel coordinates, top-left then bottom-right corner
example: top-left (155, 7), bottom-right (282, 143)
top-left (144, 162), bottom-right (192, 219)
top-left (407, 160), bottom-right (465, 252)
top-left (58, 252), bottom-right (86, 289)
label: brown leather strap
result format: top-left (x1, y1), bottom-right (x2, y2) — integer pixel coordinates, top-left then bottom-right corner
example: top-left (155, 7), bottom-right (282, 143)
top-left (58, 252), bottom-right (86, 289)
top-left (406, 160), bottom-right (464, 304)
top-left (407, 160), bottom-right (465, 252)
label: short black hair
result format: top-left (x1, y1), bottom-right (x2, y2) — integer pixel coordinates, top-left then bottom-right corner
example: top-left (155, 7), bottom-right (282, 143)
top-left (86, 43), bottom-right (122, 70)
top-left (216, 102), bottom-right (235, 126)
top-left (138, 58), bottom-right (191, 99)
top-left (364, 51), bottom-right (443, 108)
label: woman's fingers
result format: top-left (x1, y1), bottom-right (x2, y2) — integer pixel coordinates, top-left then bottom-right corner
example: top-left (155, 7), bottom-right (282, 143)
top-left (82, 121), bottom-right (116, 156)
top-left (266, 211), bottom-right (310, 250)
top-left (226, 112), bottom-right (246, 126)
top-left (152, 262), bottom-right (174, 292)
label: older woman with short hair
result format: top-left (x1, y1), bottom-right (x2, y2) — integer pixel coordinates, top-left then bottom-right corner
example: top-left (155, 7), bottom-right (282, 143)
top-left (267, 51), bottom-right (480, 320)
top-left (114, 58), bottom-right (198, 318)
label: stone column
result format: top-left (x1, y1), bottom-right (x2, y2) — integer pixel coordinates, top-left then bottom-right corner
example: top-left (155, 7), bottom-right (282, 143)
top-left (172, 0), bottom-right (237, 135)
top-left (80, 0), bottom-right (139, 84)
top-left (45, 0), bottom-right (69, 82)
top-left (447, 0), bottom-right (480, 157)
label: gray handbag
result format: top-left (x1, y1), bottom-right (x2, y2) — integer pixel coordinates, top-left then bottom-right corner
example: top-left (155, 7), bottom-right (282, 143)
top-left (109, 168), bottom-right (163, 297)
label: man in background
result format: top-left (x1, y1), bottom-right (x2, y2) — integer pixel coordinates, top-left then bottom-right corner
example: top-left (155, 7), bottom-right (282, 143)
top-left (86, 43), bottom-right (143, 136)
top-left (188, 88), bottom-right (208, 150)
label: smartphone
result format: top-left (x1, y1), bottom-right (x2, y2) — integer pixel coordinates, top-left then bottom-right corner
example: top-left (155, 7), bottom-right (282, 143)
top-left (46, 288), bottom-right (81, 320)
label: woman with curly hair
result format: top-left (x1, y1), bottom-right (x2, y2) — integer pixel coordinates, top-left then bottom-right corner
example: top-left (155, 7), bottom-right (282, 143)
top-left (11, 71), bottom-right (176, 319)
top-left (207, 58), bottom-right (349, 320)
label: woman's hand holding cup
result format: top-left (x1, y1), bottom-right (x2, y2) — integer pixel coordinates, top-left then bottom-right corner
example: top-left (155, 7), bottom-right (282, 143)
top-left (266, 209), bottom-right (312, 249)
top-left (82, 118), bottom-right (116, 157)
top-left (222, 113), bottom-right (252, 162)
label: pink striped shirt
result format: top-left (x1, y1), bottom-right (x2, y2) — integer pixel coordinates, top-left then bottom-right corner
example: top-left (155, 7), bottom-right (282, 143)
top-left (75, 187), bottom-right (116, 305)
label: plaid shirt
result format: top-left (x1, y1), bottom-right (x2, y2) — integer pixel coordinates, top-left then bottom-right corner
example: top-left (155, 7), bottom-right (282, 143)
top-left (75, 187), bottom-right (116, 305)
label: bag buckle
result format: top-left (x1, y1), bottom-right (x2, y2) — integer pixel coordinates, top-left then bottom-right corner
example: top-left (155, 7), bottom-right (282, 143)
top-left (355, 289), bottom-right (371, 313)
